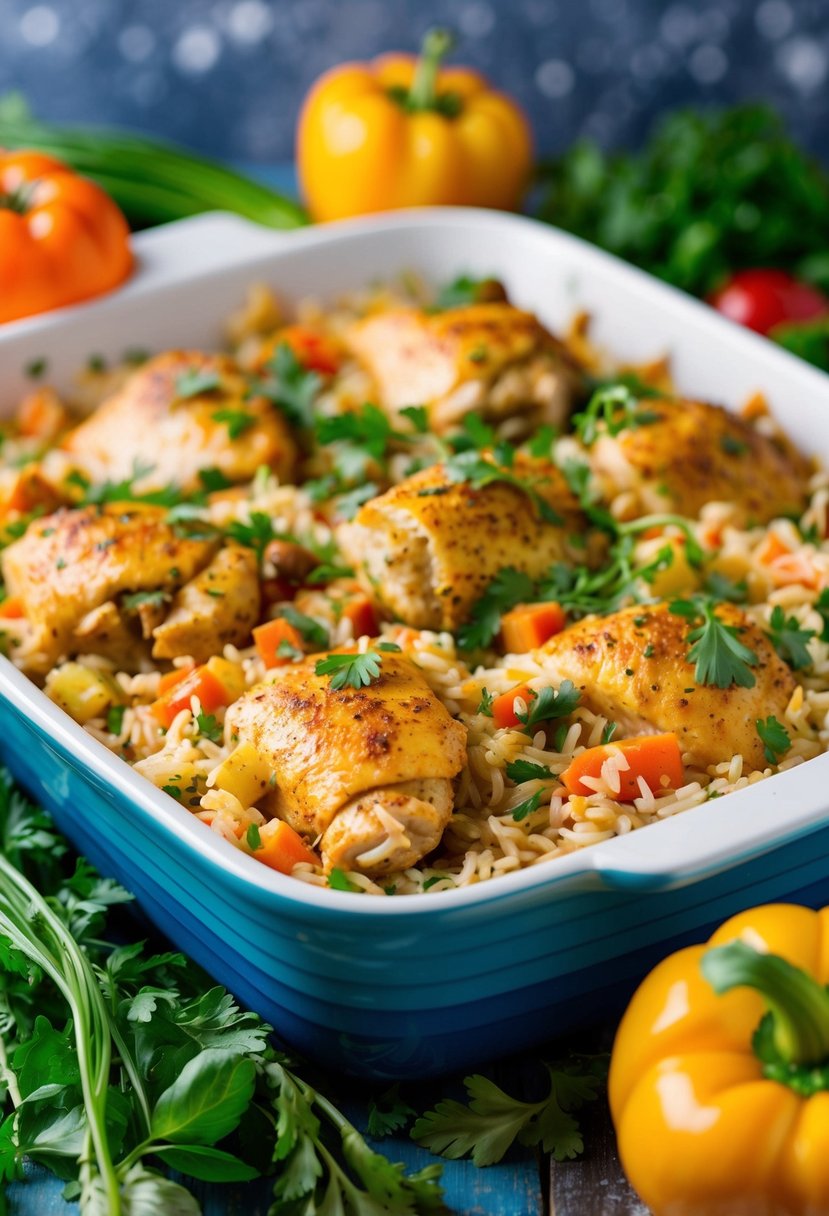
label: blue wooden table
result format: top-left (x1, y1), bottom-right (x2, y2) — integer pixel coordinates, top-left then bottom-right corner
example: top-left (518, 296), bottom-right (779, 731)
top-left (5, 167), bottom-right (647, 1215)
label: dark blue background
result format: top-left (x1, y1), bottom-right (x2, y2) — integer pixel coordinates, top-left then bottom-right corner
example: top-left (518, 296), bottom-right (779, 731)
top-left (1, 0), bottom-right (827, 163)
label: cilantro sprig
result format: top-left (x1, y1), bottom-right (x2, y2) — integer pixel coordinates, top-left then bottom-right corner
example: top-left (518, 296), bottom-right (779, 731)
top-left (315, 642), bottom-right (401, 690)
top-left (412, 1056), bottom-right (606, 1166)
top-left (669, 595), bottom-right (759, 688)
top-left (516, 682), bottom-right (581, 732)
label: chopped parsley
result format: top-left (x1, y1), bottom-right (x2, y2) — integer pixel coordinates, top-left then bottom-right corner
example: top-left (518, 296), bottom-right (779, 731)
top-left (814, 588), bottom-right (829, 642)
top-left (515, 681), bottom-right (581, 732)
top-left (704, 571), bottom-right (748, 602)
top-left (161, 783), bottom-right (181, 799)
top-left (527, 424), bottom-right (559, 459)
top-left (195, 710), bottom-right (222, 743)
top-left (756, 715), bottom-right (792, 765)
top-left (314, 643), bottom-right (401, 691)
top-left (669, 595), bottom-right (759, 688)
top-left (245, 823), bottom-right (262, 851)
top-left (505, 759), bottom-right (555, 783)
top-left (720, 433), bottom-right (749, 456)
top-left (121, 589), bottom-right (169, 612)
top-left (248, 342), bottom-right (321, 430)
top-left (399, 405), bottom-right (429, 433)
top-left (601, 721), bottom-right (618, 744)
top-left (477, 687), bottom-right (495, 716)
top-left (306, 562), bottom-right (355, 584)
top-left (573, 380), bottom-right (663, 446)
top-left (328, 867), bottom-right (361, 892)
top-left (175, 368), bottom-right (222, 398)
top-left (511, 789), bottom-right (546, 822)
top-left (334, 482), bottom-right (379, 520)
top-left (277, 639), bottom-right (304, 661)
top-left (212, 409), bottom-right (256, 440)
top-left (766, 604), bottom-right (815, 670)
top-left (198, 466), bottom-right (233, 493)
top-left (24, 357), bottom-right (47, 379)
top-left (279, 604), bottom-right (329, 649)
top-left (432, 274), bottom-right (500, 311)
top-left (457, 567), bottom-right (535, 651)
top-left (225, 512), bottom-right (281, 563)
top-left (106, 705), bottom-right (125, 735)
top-left (443, 449), bottom-right (563, 525)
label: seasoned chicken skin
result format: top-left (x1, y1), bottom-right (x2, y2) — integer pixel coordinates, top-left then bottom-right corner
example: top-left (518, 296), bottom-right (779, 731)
top-left (2, 504), bottom-right (220, 672)
top-left (339, 456), bottom-right (602, 632)
top-left (151, 545), bottom-right (260, 664)
top-left (60, 351), bottom-right (296, 493)
top-left (542, 602), bottom-right (795, 770)
top-left (589, 397), bottom-right (810, 523)
top-left (345, 303), bottom-right (582, 434)
top-left (225, 653), bottom-right (467, 875)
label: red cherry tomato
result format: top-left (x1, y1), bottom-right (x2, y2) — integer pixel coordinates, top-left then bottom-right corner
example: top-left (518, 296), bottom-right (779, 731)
top-left (709, 269), bottom-right (828, 336)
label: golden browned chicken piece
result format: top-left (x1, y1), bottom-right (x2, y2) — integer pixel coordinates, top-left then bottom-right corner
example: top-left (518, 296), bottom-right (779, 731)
top-left (338, 455), bottom-right (602, 632)
top-left (1, 504), bottom-right (246, 673)
top-left (589, 396), bottom-right (810, 523)
top-left (541, 602), bottom-right (796, 771)
top-left (59, 351), bottom-right (297, 493)
top-left (225, 652), bottom-right (467, 875)
top-left (344, 303), bottom-right (582, 434)
top-left (151, 545), bottom-right (260, 664)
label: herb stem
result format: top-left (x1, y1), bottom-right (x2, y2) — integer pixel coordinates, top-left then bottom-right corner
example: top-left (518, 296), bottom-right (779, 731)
top-left (0, 1035), bottom-right (21, 1107)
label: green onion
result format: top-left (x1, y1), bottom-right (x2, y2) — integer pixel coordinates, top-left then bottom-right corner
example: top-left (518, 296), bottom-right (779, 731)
top-left (0, 95), bottom-right (307, 231)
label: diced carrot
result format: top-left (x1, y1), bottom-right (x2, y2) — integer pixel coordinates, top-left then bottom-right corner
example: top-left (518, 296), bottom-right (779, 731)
top-left (16, 389), bottom-right (69, 441)
top-left (158, 665), bottom-right (195, 695)
top-left (492, 682), bottom-right (535, 729)
top-left (757, 532), bottom-right (791, 565)
top-left (253, 617), bottom-right (304, 668)
top-left (254, 818), bottom-right (318, 874)
top-left (0, 596), bottom-right (24, 620)
top-left (500, 602), bottom-right (566, 653)
top-left (740, 391), bottom-right (769, 421)
top-left (561, 733), bottom-right (684, 802)
top-left (151, 664), bottom-right (230, 728)
top-left (279, 325), bottom-right (341, 376)
top-left (341, 595), bottom-right (379, 639)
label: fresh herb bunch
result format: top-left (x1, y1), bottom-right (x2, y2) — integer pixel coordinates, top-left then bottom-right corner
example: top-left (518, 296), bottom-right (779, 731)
top-left (536, 105), bottom-right (829, 299)
top-left (0, 770), bottom-right (445, 1215)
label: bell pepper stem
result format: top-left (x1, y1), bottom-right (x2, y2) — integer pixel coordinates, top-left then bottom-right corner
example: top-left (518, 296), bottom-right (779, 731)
top-left (409, 28), bottom-right (455, 110)
top-left (702, 941), bottom-right (829, 1066)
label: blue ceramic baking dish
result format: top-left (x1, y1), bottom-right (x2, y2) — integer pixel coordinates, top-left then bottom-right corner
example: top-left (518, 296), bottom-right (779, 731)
top-left (1, 209), bottom-right (829, 1080)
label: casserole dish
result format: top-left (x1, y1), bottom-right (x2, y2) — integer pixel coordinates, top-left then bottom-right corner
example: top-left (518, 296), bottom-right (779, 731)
top-left (1, 208), bottom-right (829, 1080)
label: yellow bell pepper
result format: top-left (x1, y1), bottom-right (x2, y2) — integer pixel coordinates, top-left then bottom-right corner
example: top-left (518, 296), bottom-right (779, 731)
top-left (297, 29), bottom-right (533, 222)
top-left (609, 903), bottom-right (829, 1216)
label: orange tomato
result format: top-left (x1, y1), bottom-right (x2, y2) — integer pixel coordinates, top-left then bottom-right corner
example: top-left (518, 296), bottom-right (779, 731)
top-left (0, 150), bottom-right (133, 324)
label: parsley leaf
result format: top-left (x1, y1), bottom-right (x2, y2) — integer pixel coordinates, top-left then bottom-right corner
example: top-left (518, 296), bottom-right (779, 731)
top-left (573, 380), bottom-right (663, 446)
top-left (175, 369), bottom-right (222, 399)
top-left (327, 868), bottom-right (360, 892)
top-left (815, 589), bottom-right (829, 642)
top-left (756, 715), bottom-right (792, 765)
top-left (198, 466), bottom-right (233, 493)
top-left (106, 705), bottom-right (125, 736)
top-left (669, 596), bottom-right (759, 688)
top-left (366, 1085), bottom-right (416, 1138)
top-left (705, 571), bottom-right (748, 602)
top-left (245, 823), bottom-right (262, 851)
top-left (411, 1057), bottom-right (605, 1166)
top-left (314, 650), bottom-right (387, 690)
top-left (399, 405), bottom-right (429, 434)
top-left (477, 688), bottom-right (494, 716)
top-left (527, 424), bottom-right (558, 459)
top-left (212, 409), bottom-right (256, 440)
top-left (516, 682), bottom-right (581, 732)
top-left (505, 759), bottom-right (555, 783)
top-left (443, 450), bottom-right (563, 525)
top-left (334, 482), bottom-right (379, 520)
top-left (511, 789), bottom-right (546, 821)
top-left (457, 567), bottom-right (535, 651)
top-left (432, 274), bottom-right (501, 311)
top-left (122, 589), bottom-right (170, 612)
top-left (249, 342), bottom-right (321, 430)
top-left (766, 604), bottom-right (815, 670)
top-left (279, 605), bottom-right (329, 649)
top-left (195, 710), bottom-right (222, 743)
top-left (224, 512), bottom-right (280, 564)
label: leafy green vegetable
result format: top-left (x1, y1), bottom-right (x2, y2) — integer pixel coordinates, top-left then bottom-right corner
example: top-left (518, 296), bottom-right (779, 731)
top-left (249, 343), bottom-right (321, 430)
top-left (106, 705), bottom-right (126, 737)
top-left (457, 567), bottom-right (535, 651)
top-left (443, 449), bottom-right (562, 525)
top-left (366, 1085), bottom-right (416, 1138)
top-left (516, 682), bottom-right (581, 732)
top-left (510, 790), bottom-right (545, 822)
top-left (772, 317), bottom-right (829, 372)
top-left (0, 93), bottom-right (307, 231)
top-left (573, 380), bottom-right (663, 446)
top-left (505, 759), bottom-right (555, 783)
top-left (766, 605), bottom-right (815, 670)
top-left (756, 715), bottom-right (792, 765)
top-left (175, 370), bottom-right (222, 399)
top-left (399, 405), bottom-right (429, 434)
top-left (224, 511), bottom-right (281, 564)
top-left (669, 595), bottom-right (759, 688)
top-left (411, 1057), bottom-right (606, 1166)
top-left (536, 105), bottom-right (829, 299)
top-left (432, 274), bottom-right (501, 311)
top-left (477, 688), bottom-right (494, 716)
top-left (195, 710), bottom-right (222, 743)
top-left (314, 643), bottom-right (401, 691)
top-left (212, 409), bottom-right (256, 440)
top-left (279, 605), bottom-right (329, 649)
top-left (0, 768), bottom-right (446, 1214)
